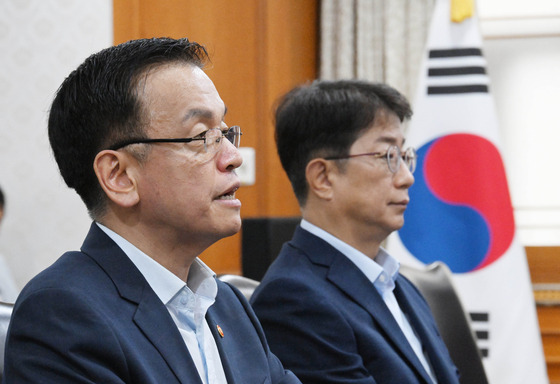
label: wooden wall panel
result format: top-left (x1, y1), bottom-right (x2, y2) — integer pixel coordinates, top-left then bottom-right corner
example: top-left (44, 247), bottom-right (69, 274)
top-left (527, 246), bottom-right (560, 383)
top-left (257, 1), bottom-right (318, 216)
top-left (527, 246), bottom-right (560, 284)
top-left (114, 0), bottom-right (317, 274)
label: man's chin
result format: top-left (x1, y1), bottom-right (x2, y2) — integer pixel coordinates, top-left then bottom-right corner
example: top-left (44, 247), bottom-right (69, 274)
top-left (389, 219), bottom-right (405, 233)
top-left (220, 217), bottom-right (242, 238)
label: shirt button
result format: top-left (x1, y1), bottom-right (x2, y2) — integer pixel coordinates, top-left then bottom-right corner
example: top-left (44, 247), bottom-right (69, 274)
top-left (379, 275), bottom-right (386, 283)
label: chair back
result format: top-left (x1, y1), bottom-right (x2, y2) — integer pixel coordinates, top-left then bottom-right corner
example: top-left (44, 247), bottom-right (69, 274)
top-left (400, 262), bottom-right (489, 384)
top-left (241, 217), bottom-right (300, 281)
top-left (0, 301), bottom-right (14, 378)
top-left (218, 274), bottom-right (260, 300)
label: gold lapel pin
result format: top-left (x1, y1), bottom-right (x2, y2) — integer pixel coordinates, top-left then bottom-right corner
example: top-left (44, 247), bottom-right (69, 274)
top-left (217, 324), bottom-right (224, 338)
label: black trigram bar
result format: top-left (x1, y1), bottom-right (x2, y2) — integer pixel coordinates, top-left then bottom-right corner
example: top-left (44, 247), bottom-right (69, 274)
top-left (426, 48), bottom-right (488, 95)
top-left (475, 330), bottom-right (489, 340)
top-left (470, 311), bottom-right (490, 358)
top-left (429, 48), bottom-right (483, 58)
top-left (428, 66), bottom-right (486, 76)
top-left (428, 85), bottom-right (489, 95)
top-left (470, 312), bottom-right (489, 322)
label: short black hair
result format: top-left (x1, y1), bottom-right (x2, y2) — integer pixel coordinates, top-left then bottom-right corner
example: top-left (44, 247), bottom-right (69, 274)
top-left (48, 37), bottom-right (209, 218)
top-left (275, 79), bottom-right (412, 206)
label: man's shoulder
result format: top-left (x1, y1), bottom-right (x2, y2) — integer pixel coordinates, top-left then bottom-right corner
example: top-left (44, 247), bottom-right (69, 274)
top-left (18, 250), bottom-right (110, 302)
top-left (259, 233), bottom-right (332, 284)
top-left (251, 252), bottom-right (332, 309)
top-left (258, 251), bottom-right (314, 288)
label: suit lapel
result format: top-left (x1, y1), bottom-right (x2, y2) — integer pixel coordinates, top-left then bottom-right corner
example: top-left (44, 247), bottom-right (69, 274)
top-left (80, 223), bottom-right (202, 384)
top-left (292, 226), bottom-right (434, 383)
top-left (206, 280), bottom-right (276, 384)
top-left (205, 309), bottom-right (237, 384)
top-left (327, 259), bottom-right (433, 383)
top-left (133, 295), bottom-right (203, 384)
top-left (395, 278), bottom-right (457, 383)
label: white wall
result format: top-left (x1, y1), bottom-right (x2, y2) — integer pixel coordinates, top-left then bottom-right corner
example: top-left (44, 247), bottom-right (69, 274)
top-left (0, 0), bottom-right (112, 289)
top-left (479, 0), bottom-right (560, 245)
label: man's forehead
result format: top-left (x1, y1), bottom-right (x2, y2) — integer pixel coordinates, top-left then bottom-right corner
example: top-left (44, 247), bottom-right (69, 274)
top-left (358, 116), bottom-right (405, 145)
top-left (183, 106), bottom-right (228, 122)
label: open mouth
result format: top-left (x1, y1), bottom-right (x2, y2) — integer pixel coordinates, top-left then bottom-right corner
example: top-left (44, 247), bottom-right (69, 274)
top-left (217, 187), bottom-right (238, 200)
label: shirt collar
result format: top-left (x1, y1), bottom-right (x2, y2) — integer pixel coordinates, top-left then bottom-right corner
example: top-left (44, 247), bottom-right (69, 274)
top-left (300, 219), bottom-right (400, 291)
top-left (96, 222), bottom-right (217, 304)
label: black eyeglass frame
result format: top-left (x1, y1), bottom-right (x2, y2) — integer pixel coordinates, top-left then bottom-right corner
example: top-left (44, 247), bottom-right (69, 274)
top-left (324, 145), bottom-right (417, 174)
top-left (107, 125), bottom-right (242, 151)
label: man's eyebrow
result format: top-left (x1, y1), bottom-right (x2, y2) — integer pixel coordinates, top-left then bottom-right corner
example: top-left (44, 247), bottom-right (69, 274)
top-left (183, 106), bottom-right (228, 122)
top-left (376, 136), bottom-right (405, 146)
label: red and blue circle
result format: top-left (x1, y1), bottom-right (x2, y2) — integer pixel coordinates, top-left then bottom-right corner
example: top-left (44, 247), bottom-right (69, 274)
top-left (398, 133), bottom-right (515, 273)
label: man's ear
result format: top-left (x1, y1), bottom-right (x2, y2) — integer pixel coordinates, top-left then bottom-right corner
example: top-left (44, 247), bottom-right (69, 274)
top-left (305, 158), bottom-right (335, 201)
top-left (94, 150), bottom-right (140, 208)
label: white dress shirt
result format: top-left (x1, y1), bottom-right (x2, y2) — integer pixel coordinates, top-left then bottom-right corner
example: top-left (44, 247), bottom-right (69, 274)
top-left (300, 219), bottom-right (437, 383)
top-left (97, 223), bottom-right (228, 384)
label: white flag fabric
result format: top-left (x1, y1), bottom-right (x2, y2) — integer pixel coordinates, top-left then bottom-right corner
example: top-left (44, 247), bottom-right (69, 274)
top-left (386, 0), bottom-right (549, 383)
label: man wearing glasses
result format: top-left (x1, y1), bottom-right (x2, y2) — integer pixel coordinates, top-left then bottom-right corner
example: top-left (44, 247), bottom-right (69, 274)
top-left (251, 80), bottom-right (460, 384)
top-left (3, 38), bottom-right (300, 384)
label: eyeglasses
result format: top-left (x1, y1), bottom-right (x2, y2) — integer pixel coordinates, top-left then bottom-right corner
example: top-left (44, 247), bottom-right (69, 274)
top-left (324, 145), bottom-right (417, 174)
top-left (107, 126), bottom-right (242, 156)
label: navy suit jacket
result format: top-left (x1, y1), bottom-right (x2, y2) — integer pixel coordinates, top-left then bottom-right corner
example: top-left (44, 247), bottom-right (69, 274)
top-left (3, 223), bottom-right (300, 384)
top-left (251, 226), bottom-right (460, 384)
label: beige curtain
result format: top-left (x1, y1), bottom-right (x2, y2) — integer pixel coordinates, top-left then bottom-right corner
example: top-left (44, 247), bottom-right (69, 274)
top-left (320, 0), bottom-right (435, 100)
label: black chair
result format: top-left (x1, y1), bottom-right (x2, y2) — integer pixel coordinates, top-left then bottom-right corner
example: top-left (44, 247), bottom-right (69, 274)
top-left (241, 217), bottom-right (300, 281)
top-left (0, 301), bottom-right (14, 379)
top-left (400, 262), bottom-right (489, 384)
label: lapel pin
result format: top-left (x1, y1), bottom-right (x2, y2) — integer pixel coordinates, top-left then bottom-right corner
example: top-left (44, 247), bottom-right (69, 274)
top-left (217, 324), bottom-right (224, 338)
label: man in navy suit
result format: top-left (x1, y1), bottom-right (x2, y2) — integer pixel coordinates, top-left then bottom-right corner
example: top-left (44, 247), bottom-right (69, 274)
top-left (3, 38), bottom-right (300, 384)
top-left (251, 80), bottom-right (460, 384)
